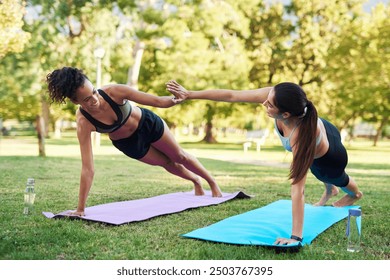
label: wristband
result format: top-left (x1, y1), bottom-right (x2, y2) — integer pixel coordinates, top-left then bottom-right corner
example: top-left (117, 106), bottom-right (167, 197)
top-left (290, 235), bottom-right (303, 242)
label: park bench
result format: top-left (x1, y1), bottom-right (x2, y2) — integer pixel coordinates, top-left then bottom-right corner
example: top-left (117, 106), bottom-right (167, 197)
top-left (243, 129), bottom-right (269, 152)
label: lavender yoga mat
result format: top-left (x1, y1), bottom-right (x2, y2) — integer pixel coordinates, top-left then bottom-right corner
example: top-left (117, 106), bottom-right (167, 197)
top-left (42, 191), bottom-right (250, 225)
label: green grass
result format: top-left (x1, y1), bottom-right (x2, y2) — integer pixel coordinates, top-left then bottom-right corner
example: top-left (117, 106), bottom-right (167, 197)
top-left (0, 136), bottom-right (389, 260)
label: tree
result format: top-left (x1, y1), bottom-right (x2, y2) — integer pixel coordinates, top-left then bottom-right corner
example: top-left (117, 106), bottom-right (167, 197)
top-left (245, 1), bottom-right (293, 87)
top-left (1, 0), bottom-right (388, 150)
top-left (361, 4), bottom-right (390, 145)
top-left (146, 0), bottom-right (253, 142)
top-left (26, 0), bottom-right (123, 130)
top-left (0, 0), bottom-right (30, 58)
top-left (324, 2), bottom-right (390, 145)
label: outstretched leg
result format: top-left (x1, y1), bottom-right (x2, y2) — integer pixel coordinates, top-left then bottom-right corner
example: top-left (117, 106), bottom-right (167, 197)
top-left (151, 123), bottom-right (222, 197)
top-left (332, 176), bottom-right (363, 207)
top-left (139, 146), bottom-right (206, 195)
top-left (314, 183), bottom-right (339, 206)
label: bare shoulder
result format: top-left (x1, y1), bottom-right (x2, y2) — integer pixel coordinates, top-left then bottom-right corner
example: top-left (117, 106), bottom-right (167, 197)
top-left (100, 84), bottom-right (117, 98)
top-left (100, 84), bottom-right (117, 93)
top-left (101, 84), bottom-right (136, 103)
top-left (317, 118), bottom-right (326, 136)
top-left (75, 108), bottom-right (95, 132)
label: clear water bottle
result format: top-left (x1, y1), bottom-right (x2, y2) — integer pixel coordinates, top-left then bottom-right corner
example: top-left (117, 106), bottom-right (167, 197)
top-left (23, 178), bottom-right (36, 215)
top-left (346, 208), bottom-right (361, 252)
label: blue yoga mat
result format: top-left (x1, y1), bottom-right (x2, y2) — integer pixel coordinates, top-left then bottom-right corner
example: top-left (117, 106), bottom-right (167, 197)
top-left (182, 200), bottom-right (360, 247)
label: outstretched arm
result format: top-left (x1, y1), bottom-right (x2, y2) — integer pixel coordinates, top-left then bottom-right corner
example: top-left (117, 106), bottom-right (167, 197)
top-left (102, 84), bottom-right (180, 108)
top-left (166, 80), bottom-right (272, 104)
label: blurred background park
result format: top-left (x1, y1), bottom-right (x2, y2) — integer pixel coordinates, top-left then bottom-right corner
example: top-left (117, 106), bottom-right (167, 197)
top-left (0, 0), bottom-right (389, 260)
top-left (0, 0), bottom-right (389, 151)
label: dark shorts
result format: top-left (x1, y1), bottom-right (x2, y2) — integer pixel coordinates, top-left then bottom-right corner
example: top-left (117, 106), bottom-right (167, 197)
top-left (111, 108), bottom-right (165, 159)
top-left (309, 118), bottom-right (350, 187)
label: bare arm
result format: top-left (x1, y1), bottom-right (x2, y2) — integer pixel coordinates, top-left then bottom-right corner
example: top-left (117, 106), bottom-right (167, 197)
top-left (273, 176), bottom-right (306, 245)
top-left (102, 84), bottom-right (178, 108)
top-left (274, 142), bottom-right (306, 245)
top-left (290, 176), bottom-right (306, 239)
top-left (72, 111), bottom-right (95, 216)
top-left (166, 80), bottom-right (272, 104)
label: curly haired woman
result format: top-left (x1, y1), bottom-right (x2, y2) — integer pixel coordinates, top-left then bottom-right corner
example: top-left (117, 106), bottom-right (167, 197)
top-left (46, 67), bottom-right (222, 216)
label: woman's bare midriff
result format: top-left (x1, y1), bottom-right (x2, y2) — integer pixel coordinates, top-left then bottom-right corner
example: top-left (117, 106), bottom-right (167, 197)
top-left (109, 106), bottom-right (142, 140)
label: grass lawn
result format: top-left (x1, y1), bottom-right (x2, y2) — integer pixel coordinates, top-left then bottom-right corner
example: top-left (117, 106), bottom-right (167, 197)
top-left (0, 135), bottom-right (389, 260)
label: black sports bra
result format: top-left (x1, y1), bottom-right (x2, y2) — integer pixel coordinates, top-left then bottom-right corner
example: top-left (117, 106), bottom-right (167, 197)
top-left (79, 89), bottom-right (132, 133)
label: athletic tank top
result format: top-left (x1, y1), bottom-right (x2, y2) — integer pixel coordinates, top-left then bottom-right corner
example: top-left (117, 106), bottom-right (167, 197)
top-left (79, 89), bottom-right (132, 133)
top-left (275, 118), bottom-right (323, 152)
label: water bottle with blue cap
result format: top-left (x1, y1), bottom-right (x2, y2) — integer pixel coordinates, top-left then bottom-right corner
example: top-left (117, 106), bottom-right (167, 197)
top-left (23, 178), bottom-right (36, 215)
top-left (346, 208), bottom-right (361, 252)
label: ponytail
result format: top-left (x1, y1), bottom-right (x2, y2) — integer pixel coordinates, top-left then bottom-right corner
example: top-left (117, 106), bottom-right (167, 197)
top-left (273, 82), bottom-right (318, 184)
top-left (290, 101), bottom-right (318, 184)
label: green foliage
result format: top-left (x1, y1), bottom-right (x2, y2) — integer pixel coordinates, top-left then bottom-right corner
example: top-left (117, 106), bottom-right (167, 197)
top-left (0, 0), bottom-right (388, 143)
top-left (246, 1), bottom-right (293, 86)
top-left (324, 2), bottom-right (390, 132)
top-left (149, 0), bottom-right (253, 127)
top-left (0, 0), bottom-right (31, 57)
top-left (0, 53), bottom-right (42, 121)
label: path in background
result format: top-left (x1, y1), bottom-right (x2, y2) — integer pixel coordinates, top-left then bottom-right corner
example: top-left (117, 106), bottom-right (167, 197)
top-left (186, 150), bottom-right (290, 168)
top-left (2, 138), bottom-right (389, 176)
top-left (0, 137), bottom-right (290, 168)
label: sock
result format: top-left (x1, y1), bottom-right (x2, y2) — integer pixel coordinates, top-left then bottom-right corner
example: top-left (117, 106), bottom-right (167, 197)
top-left (340, 186), bottom-right (356, 196)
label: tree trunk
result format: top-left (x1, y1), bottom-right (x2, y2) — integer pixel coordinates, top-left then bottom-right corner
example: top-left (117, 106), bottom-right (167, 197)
top-left (41, 98), bottom-right (50, 137)
top-left (202, 122), bottom-right (217, 143)
top-left (127, 40), bottom-right (145, 90)
top-left (201, 104), bottom-right (217, 143)
top-left (373, 116), bottom-right (388, 147)
top-left (36, 115), bottom-right (46, 157)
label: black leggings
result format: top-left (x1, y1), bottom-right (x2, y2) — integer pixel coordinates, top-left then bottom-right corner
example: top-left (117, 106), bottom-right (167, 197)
top-left (309, 118), bottom-right (350, 187)
top-left (111, 108), bottom-right (165, 159)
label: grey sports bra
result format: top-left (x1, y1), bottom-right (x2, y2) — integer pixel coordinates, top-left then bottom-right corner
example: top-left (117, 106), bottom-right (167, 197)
top-left (80, 89), bottom-right (132, 133)
top-left (275, 118), bottom-right (323, 152)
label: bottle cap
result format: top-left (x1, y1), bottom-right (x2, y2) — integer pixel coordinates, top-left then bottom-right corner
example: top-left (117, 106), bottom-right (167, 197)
top-left (27, 178), bottom-right (35, 184)
top-left (348, 208), bottom-right (361, 217)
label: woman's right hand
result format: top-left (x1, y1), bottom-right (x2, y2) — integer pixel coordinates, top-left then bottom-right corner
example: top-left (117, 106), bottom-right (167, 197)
top-left (166, 80), bottom-right (189, 101)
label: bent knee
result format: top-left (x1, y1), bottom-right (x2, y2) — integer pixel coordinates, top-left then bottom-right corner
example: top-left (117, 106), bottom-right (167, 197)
top-left (170, 150), bottom-right (192, 164)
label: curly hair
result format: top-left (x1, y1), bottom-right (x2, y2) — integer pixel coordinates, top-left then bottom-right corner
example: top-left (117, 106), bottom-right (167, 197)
top-left (46, 67), bottom-right (89, 104)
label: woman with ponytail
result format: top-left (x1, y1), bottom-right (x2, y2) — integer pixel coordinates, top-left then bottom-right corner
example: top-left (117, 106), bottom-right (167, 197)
top-left (167, 80), bottom-right (363, 246)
